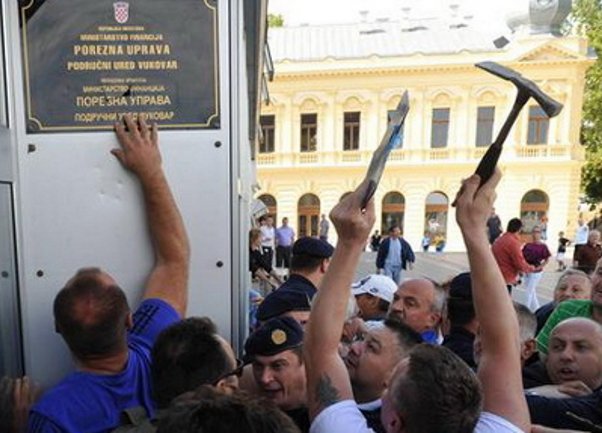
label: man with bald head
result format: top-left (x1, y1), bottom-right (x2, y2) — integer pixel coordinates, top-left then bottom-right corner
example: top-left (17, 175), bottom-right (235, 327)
top-left (537, 257), bottom-right (602, 354)
top-left (544, 318), bottom-right (602, 392)
top-left (527, 318), bottom-right (602, 429)
top-left (387, 278), bottom-right (446, 344)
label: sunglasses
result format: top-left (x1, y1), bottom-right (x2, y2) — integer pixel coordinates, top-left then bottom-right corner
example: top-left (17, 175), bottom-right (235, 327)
top-left (212, 358), bottom-right (245, 385)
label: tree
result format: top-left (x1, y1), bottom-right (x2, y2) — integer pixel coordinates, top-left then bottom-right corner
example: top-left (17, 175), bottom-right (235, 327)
top-left (268, 13), bottom-right (284, 28)
top-left (572, 0), bottom-right (602, 202)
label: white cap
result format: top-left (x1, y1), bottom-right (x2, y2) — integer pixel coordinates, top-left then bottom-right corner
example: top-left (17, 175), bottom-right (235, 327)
top-left (351, 274), bottom-right (397, 303)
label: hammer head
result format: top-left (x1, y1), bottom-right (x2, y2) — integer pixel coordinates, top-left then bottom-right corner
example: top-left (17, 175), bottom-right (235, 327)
top-left (476, 61), bottom-right (563, 118)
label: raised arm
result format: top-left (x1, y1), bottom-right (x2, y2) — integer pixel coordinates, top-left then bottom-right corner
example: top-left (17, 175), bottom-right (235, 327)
top-left (305, 182), bottom-right (375, 421)
top-left (112, 115), bottom-right (190, 317)
top-left (454, 169), bottom-right (530, 431)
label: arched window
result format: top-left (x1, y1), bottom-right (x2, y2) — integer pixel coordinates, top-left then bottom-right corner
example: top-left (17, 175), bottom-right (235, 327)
top-left (520, 190), bottom-right (549, 235)
top-left (258, 194), bottom-right (277, 222)
top-left (381, 192), bottom-right (405, 233)
top-left (298, 194), bottom-right (321, 237)
top-left (424, 192), bottom-right (449, 246)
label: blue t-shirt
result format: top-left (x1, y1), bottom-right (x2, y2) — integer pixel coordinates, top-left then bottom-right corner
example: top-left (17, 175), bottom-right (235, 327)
top-left (27, 298), bottom-right (179, 433)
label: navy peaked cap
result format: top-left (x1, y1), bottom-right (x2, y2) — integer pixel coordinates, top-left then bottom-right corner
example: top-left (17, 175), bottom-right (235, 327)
top-left (244, 316), bottom-right (304, 361)
top-left (256, 288), bottom-right (313, 321)
top-left (292, 237), bottom-right (334, 258)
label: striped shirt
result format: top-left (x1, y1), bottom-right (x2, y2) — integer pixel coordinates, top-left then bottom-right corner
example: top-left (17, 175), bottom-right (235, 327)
top-left (536, 299), bottom-right (593, 354)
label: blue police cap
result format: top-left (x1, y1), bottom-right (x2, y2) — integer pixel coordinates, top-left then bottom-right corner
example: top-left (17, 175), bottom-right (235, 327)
top-left (256, 288), bottom-right (313, 321)
top-left (244, 316), bottom-right (304, 361)
top-left (292, 237), bottom-right (334, 258)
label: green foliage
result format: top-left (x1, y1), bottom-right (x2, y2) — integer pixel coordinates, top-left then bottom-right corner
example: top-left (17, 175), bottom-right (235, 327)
top-left (268, 13), bottom-right (284, 28)
top-left (573, 0), bottom-right (602, 202)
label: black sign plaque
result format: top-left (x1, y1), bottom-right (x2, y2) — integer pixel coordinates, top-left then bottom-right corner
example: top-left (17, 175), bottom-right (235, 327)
top-left (20, 0), bottom-right (219, 133)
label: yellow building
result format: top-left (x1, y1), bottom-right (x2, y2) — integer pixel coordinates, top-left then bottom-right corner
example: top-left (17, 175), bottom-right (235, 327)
top-left (256, 5), bottom-right (591, 251)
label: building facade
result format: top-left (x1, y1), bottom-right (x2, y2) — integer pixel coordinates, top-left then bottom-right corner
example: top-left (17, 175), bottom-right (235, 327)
top-left (256, 7), bottom-right (591, 251)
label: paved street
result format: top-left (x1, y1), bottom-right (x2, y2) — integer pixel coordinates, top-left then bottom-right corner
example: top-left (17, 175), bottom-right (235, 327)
top-left (356, 251), bottom-right (562, 306)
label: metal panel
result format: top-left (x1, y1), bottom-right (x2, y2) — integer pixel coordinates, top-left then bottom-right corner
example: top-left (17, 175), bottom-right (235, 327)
top-left (0, 0), bottom-right (14, 182)
top-left (4, 0), bottom-right (234, 387)
top-left (0, 182), bottom-right (22, 377)
top-left (0, 2), bottom-right (6, 128)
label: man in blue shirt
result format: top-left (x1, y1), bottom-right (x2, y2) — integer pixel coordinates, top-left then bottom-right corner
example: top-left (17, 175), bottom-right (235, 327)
top-left (375, 226), bottom-right (414, 284)
top-left (27, 116), bottom-right (190, 433)
top-left (276, 217), bottom-right (296, 269)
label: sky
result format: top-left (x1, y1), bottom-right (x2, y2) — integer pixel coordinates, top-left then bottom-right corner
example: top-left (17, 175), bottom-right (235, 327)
top-left (268, 0), bottom-right (526, 28)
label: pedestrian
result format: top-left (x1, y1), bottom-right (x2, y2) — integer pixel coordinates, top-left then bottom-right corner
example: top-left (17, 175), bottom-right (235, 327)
top-left (522, 226), bottom-right (551, 311)
top-left (259, 215), bottom-right (275, 265)
top-left (486, 207), bottom-right (503, 245)
top-left (573, 218), bottom-right (589, 267)
top-left (318, 214), bottom-right (329, 242)
top-left (492, 218), bottom-right (541, 294)
top-left (540, 213), bottom-right (549, 241)
top-left (556, 231), bottom-right (570, 271)
top-left (249, 228), bottom-right (283, 294)
top-left (376, 225), bottom-right (415, 284)
top-left (435, 234), bottom-right (446, 254)
top-left (574, 229), bottom-right (602, 274)
top-left (421, 231), bottom-right (430, 252)
top-left (370, 230), bottom-right (381, 252)
top-left (275, 217), bottom-right (295, 269)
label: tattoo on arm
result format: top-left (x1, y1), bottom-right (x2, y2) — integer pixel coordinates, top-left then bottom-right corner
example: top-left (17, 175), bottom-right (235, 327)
top-left (315, 374), bottom-right (341, 409)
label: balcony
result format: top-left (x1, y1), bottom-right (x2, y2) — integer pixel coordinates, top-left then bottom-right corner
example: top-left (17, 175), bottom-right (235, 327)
top-left (256, 144), bottom-right (583, 168)
top-left (296, 153), bottom-right (319, 164)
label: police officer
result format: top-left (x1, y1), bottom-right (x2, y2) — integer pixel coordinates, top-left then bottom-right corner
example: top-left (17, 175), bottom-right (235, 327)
top-left (257, 238), bottom-right (334, 327)
top-left (244, 317), bottom-right (309, 433)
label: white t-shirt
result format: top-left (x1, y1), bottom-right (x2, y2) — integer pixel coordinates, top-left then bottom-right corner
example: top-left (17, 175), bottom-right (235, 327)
top-left (575, 224), bottom-right (589, 245)
top-left (310, 400), bottom-right (524, 433)
top-left (260, 225), bottom-right (275, 248)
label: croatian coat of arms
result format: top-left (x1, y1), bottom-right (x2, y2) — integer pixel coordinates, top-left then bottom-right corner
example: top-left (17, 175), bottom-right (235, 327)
top-left (113, 2), bottom-right (129, 24)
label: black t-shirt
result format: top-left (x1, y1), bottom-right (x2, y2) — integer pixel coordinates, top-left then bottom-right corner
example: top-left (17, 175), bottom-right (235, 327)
top-left (557, 237), bottom-right (570, 253)
top-left (285, 407), bottom-right (311, 433)
top-left (249, 248), bottom-right (272, 275)
top-left (442, 327), bottom-right (477, 369)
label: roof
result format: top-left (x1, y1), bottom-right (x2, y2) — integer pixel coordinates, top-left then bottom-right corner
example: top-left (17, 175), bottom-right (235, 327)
top-left (268, 20), bottom-right (512, 62)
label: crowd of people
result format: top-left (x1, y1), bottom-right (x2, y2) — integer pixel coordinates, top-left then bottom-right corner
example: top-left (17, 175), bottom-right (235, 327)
top-left (3, 118), bottom-right (602, 433)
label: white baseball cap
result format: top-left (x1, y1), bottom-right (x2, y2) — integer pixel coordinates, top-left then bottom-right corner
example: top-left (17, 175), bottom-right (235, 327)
top-left (351, 274), bottom-right (397, 303)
